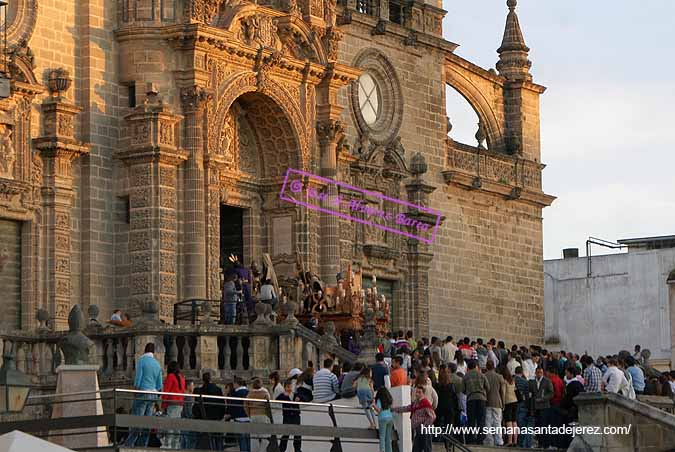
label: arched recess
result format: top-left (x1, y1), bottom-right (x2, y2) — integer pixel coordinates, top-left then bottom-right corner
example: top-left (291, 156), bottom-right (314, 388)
top-left (445, 64), bottom-right (504, 152)
top-left (210, 71), bottom-right (310, 173)
top-left (204, 72), bottom-right (308, 298)
top-left (445, 84), bottom-right (481, 146)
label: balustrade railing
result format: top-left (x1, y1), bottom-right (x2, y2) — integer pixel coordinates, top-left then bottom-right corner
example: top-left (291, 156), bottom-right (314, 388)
top-left (0, 320), bottom-right (356, 388)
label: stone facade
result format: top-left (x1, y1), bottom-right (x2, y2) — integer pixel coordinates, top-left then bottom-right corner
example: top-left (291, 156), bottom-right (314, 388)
top-left (0, 0), bottom-right (553, 344)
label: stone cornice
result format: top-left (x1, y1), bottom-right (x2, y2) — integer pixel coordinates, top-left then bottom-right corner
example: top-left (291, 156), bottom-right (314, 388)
top-left (338, 6), bottom-right (458, 54)
top-left (32, 137), bottom-right (91, 158)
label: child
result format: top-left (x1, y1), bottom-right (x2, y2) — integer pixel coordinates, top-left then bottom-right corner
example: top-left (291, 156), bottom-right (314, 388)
top-left (354, 367), bottom-right (377, 429)
top-left (277, 379), bottom-right (301, 452)
top-left (373, 387), bottom-right (394, 452)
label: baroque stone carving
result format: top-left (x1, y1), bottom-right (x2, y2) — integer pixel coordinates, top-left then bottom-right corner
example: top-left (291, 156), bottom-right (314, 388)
top-left (322, 27), bottom-right (342, 61)
top-left (0, 124), bottom-right (16, 179)
top-left (324, 0), bottom-right (337, 27)
top-left (58, 305), bottom-right (94, 365)
top-left (239, 14), bottom-right (280, 49)
top-left (184, 0), bottom-right (223, 24)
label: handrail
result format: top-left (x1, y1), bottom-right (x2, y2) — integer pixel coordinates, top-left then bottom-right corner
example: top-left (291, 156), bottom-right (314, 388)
top-left (441, 433), bottom-right (472, 452)
top-left (28, 387), bottom-right (363, 411)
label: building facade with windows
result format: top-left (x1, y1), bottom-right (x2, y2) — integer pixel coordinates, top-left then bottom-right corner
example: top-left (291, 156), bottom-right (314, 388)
top-left (0, 0), bottom-right (554, 343)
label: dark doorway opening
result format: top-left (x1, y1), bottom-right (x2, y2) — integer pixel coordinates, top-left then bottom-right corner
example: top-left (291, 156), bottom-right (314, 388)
top-left (220, 205), bottom-right (245, 268)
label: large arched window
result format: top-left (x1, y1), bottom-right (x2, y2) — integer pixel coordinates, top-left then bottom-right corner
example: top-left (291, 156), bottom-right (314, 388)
top-left (445, 84), bottom-right (485, 148)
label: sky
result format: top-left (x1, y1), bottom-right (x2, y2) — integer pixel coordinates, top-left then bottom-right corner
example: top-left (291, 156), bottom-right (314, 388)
top-left (442, 0), bottom-right (675, 260)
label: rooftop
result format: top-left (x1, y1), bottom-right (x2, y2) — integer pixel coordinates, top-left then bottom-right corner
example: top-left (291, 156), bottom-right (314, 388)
top-left (617, 235), bottom-right (675, 251)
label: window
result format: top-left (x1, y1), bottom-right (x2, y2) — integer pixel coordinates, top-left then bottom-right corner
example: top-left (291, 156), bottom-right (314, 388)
top-left (358, 73), bottom-right (380, 126)
top-left (389, 0), bottom-right (403, 24)
top-left (128, 83), bottom-right (136, 108)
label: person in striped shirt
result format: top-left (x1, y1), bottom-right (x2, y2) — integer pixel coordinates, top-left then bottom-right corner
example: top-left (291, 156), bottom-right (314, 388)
top-left (312, 358), bottom-right (340, 403)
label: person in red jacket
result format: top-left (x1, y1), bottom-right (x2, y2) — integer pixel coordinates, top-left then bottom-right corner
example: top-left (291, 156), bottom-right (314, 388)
top-left (161, 361), bottom-right (185, 449)
top-left (393, 384), bottom-right (436, 452)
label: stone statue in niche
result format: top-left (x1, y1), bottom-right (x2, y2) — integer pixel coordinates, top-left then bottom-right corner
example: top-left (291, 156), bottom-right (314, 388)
top-left (58, 305), bottom-right (94, 365)
top-left (0, 123), bottom-right (15, 179)
top-left (324, 0), bottom-right (337, 27)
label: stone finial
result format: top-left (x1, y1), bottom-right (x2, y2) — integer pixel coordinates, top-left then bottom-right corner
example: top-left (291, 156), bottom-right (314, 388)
top-left (144, 83), bottom-right (161, 105)
top-left (282, 301), bottom-right (299, 326)
top-left (475, 121), bottom-right (487, 149)
top-left (87, 305), bottom-right (101, 326)
top-left (410, 152), bottom-right (428, 176)
top-left (253, 302), bottom-right (273, 325)
top-left (58, 305), bottom-right (94, 365)
top-left (36, 308), bottom-right (51, 331)
top-left (47, 68), bottom-right (72, 97)
top-left (497, 0), bottom-right (532, 81)
top-left (323, 321), bottom-right (339, 346)
top-left (138, 300), bottom-right (161, 326)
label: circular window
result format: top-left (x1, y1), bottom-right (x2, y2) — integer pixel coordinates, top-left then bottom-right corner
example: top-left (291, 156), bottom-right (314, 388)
top-left (350, 49), bottom-right (403, 145)
top-left (358, 73), bottom-right (380, 126)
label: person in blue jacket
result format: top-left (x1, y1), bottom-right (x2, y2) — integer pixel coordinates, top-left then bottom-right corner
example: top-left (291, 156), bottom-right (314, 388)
top-left (125, 343), bottom-right (163, 447)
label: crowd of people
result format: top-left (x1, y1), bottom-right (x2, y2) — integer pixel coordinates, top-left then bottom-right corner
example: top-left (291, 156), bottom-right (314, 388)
top-left (121, 333), bottom-right (675, 452)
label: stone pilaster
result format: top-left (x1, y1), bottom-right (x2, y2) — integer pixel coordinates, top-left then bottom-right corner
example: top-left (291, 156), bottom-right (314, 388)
top-left (120, 85), bottom-right (186, 322)
top-left (403, 153), bottom-right (437, 336)
top-left (33, 86), bottom-right (90, 330)
top-left (204, 158), bottom-right (223, 301)
top-left (316, 119), bottom-right (343, 285)
top-left (180, 87), bottom-right (211, 301)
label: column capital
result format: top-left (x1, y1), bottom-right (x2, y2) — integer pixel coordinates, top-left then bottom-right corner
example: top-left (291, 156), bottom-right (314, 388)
top-left (180, 86), bottom-right (213, 114)
top-left (316, 119), bottom-right (344, 145)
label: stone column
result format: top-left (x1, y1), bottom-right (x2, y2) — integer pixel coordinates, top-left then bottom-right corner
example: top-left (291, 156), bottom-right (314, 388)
top-left (204, 159), bottom-right (223, 301)
top-left (180, 87), bottom-right (211, 301)
top-left (316, 120), bottom-right (343, 285)
top-left (404, 153), bottom-right (437, 336)
top-left (121, 85), bottom-right (187, 322)
top-left (33, 72), bottom-right (90, 330)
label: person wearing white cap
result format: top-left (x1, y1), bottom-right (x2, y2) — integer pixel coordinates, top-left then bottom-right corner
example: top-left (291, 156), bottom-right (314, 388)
top-left (288, 368), bottom-right (302, 393)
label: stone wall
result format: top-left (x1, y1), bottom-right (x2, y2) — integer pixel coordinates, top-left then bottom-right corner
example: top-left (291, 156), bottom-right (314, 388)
top-left (545, 248), bottom-right (675, 364)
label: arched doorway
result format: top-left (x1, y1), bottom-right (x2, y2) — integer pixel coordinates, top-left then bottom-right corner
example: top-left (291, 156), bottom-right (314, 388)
top-left (205, 88), bottom-right (306, 299)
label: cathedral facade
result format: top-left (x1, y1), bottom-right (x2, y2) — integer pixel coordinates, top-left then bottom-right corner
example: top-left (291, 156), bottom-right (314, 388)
top-left (0, 0), bottom-right (554, 343)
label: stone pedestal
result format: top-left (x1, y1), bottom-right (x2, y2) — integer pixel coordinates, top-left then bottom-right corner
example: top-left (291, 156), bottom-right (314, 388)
top-left (391, 385), bottom-right (413, 452)
top-left (51, 365), bottom-right (107, 449)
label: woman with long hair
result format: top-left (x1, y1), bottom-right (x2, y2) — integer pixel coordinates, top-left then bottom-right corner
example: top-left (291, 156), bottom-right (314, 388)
top-left (374, 387), bottom-right (395, 452)
top-left (433, 367), bottom-right (460, 434)
top-left (455, 350), bottom-right (467, 375)
top-left (161, 361), bottom-right (185, 449)
top-left (500, 366), bottom-right (518, 447)
top-left (354, 367), bottom-right (377, 429)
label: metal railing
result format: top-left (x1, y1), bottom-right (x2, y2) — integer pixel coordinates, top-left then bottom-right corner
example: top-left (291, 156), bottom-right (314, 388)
top-left (2, 388), bottom-right (383, 450)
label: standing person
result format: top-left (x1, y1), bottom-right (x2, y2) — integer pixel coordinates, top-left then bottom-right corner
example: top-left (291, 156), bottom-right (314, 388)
top-left (463, 360), bottom-right (490, 445)
top-left (626, 357), bottom-right (646, 395)
top-left (406, 331), bottom-right (417, 352)
top-left (483, 360), bottom-right (505, 446)
top-left (500, 367), bottom-right (518, 447)
top-left (229, 376), bottom-right (250, 452)
top-left (180, 380), bottom-right (198, 450)
top-left (278, 379), bottom-right (302, 452)
top-left (515, 366), bottom-right (534, 448)
top-left (602, 358), bottom-right (630, 395)
top-left (393, 384), bottom-right (436, 452)
top-left (259, 278), bottom-right (277, 309)
top-left (496, 341), bottom-right (509, 369)
top-left (428, 337), bottom-right (442, 370)
top-left (161, 361), bottom-right (186, 449)
top-left (221, 273), bottom-right (240, 325)
top-left (371, 353), bottom-right (391, 391)
top-left (522, 353), bottom-right (536, 380)
top-left (581, 355), bottom-right (602, 393)
top-left (547, 365), bottom-right (565, 448)
top-left (507, 352), bottom-right (520, 377)
top-left (373, 387), bottom-right (395, 452)
top-left (433, 367), bottom-right (460, 433)
top-left (340, 362), bottom-right (361, 398)
top-left (245, 378), bottom-right (272, 452)
top-left (390, 357), bottom-right (408, 387)
top-left (476, 339), bottom-right (488, 370)
top-left (125, 343), bottom-right (163, 448)
top-left (313, 359), bottom-right (340, 403)
top-left (486, 343), bottom-right (500, 369)
top-left (355, 367), bottom-right (377, 429)
top-left (454, 351), bottom-right (467, 375)
top-left (442, 336), bottom-right (457, 365)
top-left (529, 366), bottom-right (554, 448)
top-left (269, 371), bottom-right (284, 425)
top-left (560, 367), bottom-right (585, 448)
top-left (194, 372), bottom-right (226, 450)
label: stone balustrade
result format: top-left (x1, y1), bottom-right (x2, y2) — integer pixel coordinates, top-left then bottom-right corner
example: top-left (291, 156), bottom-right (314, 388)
top-left (0, 321), bottom-right (357, 390)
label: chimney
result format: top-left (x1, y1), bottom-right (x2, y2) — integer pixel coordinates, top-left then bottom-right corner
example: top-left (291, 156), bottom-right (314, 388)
top-left (562, 248), bottom-right (579, 259)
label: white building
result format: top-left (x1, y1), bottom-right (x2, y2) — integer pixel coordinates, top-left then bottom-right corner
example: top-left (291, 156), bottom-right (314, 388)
top-left (544, 235), bottom-right (675, 370)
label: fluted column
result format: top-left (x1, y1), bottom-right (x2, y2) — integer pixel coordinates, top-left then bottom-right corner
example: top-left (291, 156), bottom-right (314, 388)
top-left (316, 119), bottom-right (343, 285)
top-left (180, 87), bottom-right (211, 301)
top-left (33, 72), bottom-right (90, 330)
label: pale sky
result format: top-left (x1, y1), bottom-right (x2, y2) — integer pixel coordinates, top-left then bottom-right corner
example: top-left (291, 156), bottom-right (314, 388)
top-left (442, 0), bottom-right (675, 259)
